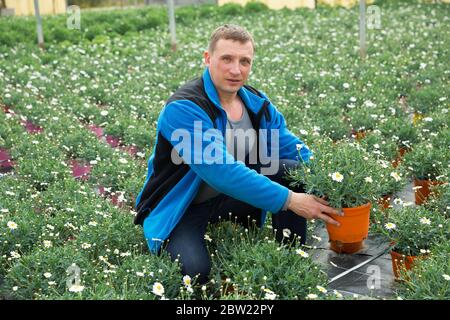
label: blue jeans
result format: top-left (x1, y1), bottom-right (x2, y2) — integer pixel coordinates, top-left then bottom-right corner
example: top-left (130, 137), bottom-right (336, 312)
top-left (163, 159), bottom-right (306, 284)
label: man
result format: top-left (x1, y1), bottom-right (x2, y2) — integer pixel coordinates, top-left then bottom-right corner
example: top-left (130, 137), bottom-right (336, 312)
top-left (135, 25), bottom-right (342, 284)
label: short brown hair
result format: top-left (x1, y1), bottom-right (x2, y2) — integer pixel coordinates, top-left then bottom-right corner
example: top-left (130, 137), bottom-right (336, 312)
top-left (208, 24), bottom-right (255, 54)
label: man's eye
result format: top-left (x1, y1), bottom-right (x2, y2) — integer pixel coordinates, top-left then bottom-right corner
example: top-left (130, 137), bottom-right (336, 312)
top-left (223, 57), bottom-right (231, 62)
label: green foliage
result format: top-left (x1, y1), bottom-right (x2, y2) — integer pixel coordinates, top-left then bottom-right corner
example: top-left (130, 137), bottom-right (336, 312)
top-left (244, 1), bottom-right (269, 13)
top-left (380, 206), bottom-right (449, 257)
top-left (288, 139), bottom-right (387, 208)
top-left (359, 131), bottom-right (400, 162)
top-left (396, 241), bottom-right (450, 300)
top-left (379, 117), bottom-right (419, 149)
top-left (219, 3), bottom-right (244, 16)
top-left (402, 142), bottom-right (449, 180)
top-left (409, 86), bottom-right (446, 115)
top-left (217, 238), bottom-right (328, 300)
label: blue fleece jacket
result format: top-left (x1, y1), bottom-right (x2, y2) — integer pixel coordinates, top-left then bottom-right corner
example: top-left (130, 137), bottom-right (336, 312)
top-left (135, 68), bottom-right (312, 253)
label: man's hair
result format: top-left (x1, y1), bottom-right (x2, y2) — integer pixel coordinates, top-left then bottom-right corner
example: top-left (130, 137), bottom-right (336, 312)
top-left (208, 24), bottom-right (255, 54)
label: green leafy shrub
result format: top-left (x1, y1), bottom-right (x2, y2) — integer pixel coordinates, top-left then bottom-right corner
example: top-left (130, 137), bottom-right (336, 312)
top-left (380, 206), bottom-right (449, 256)
top-left (402, 142), bottom-right (449, 181)
top-left (244, 1), bottom-right (269, 13)
top-left (219, 3), bottom-right (244, 16)
top-left (379, 117), bottom-right (419, 150)
top-left (287, 139), bottom-right (386, 208)
top-left (396, 241), bottom-right (450, 300)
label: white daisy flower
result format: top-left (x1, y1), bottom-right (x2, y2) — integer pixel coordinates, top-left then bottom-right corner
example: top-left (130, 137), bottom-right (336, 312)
top-left (384, 222), bottom-right (396, 230)
top-left (331, 172), bottom-right (344, 182)
top-left (7, 221), bottom-right (18, 230)
top-left (296, 249), bottom-right (309, 258)
top-left (152, 282), bottom-right (165, 296)
top-left (264, 288), bottom-right (277, 300)
top-left (183, 275), bottom-right (192, 287)
top-left (390, 172), bottom-right (401, 182)
top-left (333, 290), bottom-right (343, 298)
top-left (43, 240), bottom-right (52, 248)
top-left (283, 228), bottom-right (291, 238)
top-left (316, 285), bottom-right (327, 294)
top-left (364, 177), bottom-right (373, 183)
top-left (69, 284), bottom-right (85, 293)
top-left (81, 243), bottom-right (91, 249)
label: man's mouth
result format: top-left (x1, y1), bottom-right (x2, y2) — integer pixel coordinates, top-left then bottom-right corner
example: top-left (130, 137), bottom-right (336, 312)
top-left (226, 79), bottom-right (241, 84)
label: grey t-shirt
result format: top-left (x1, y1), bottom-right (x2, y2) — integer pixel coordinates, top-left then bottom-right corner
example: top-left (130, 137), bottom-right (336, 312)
top-left (192, 104), bottom-right (292, 211)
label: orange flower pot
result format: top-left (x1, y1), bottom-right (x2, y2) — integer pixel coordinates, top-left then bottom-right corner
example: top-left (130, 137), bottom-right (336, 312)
top-left (329, 240), bottom-right (363, 254)
top-left (414, 179), bottom-right (444, 205)
top-left (390, 251), bottom-right (419, 280)
top-left (327, 203), bottom-right (371, 254)
top-left (354, 130), bottom-right (366, 141)
top-left (392, 147), bottom-right (409, 168)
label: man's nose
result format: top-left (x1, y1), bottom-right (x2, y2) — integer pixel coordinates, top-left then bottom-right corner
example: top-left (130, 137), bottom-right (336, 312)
top-left (229, 62), bottom-right (240, 76)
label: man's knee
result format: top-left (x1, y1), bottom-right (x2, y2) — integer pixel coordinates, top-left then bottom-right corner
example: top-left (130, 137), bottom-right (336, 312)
top-left (182, 258), bottom-right (211, 285)
top-left (164, 237), bottom-right (212, 285)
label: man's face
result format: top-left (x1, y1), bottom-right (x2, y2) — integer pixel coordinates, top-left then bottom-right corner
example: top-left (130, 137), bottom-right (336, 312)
top-left (204, 39), bottom-right (254, 96)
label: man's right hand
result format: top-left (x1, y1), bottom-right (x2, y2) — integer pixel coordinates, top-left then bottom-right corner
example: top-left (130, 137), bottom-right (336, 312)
top-left (287, 193), bottom-right (343, 226)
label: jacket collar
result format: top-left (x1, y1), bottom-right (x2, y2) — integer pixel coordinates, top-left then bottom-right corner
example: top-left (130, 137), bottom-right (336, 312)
top-left (202, 67), bottom-right (265, 114)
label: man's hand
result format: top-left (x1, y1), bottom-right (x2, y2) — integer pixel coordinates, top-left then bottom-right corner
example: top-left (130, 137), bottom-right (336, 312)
top-left (287, 193), bottom-right (343, 226)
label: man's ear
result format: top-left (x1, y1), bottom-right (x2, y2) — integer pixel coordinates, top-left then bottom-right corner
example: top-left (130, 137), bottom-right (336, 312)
top-left (204, 50), bottom-right (210, 66)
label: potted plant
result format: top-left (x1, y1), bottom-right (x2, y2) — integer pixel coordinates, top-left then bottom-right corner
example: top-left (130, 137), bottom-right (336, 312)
top-left (423, 180), bottom-right (449, 219)
top-left (358, 131), bottom-right (408, 209)
top-left (313, 115), bottom-right (351, 142)
top-left (408, 86), bottom-right (443, 119)
top-left (415, 111), bottom-right (449, 137)
top-left (378, 117), bottom-right (419, 161)
top-left (380, 206), bottom-right (448, 280)
top-left (402, 142), bottom-right (448, 205)
top-left (359, 131), bottom-right (399, 164)
top-left (395, 241), bottom-right (450, 299)
top-left (347, 107), bottom-right (381, 140)
top-left (287, 139), bottom-right (385, 253)
top-left (378, 162), bottom-right (408, 210)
